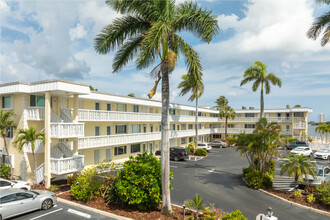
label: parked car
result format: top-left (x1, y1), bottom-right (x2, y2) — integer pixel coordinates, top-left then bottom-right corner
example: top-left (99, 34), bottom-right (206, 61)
top-left (0, 188), bottom-right (57, 220)
top-left (0, 178), bottom-right (31, 190)
top-left (287, 141), bottom-right (309, 150)
top-left (289, 147), bottom-right (313, 157)
top-left (197, 143), bottom-right (212, 152)
top-left (309, 166), bottom-right (330, 186)
top-left (155, 147), bottom-right (188, 161)
top-left (210, 140), bottom-right (228, 148)
top-left (314, 149), bottom-right (330, 160)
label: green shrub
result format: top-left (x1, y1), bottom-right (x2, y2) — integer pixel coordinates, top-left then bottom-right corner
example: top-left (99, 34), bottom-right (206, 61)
top-left (307, 194), bottom-right (316, 203)
top-left (225, 136), bottom-right (235, 146)
top-left (265, 160), bottom-right (276, 178)
top-left (242, 167), bottom-right (253, 178)
top-left (185, 142), bottom-right (196, 154)
top-left (245, 171), bottom-right (264, 189)
top-left (223, 210), bottom-right (247, 220)
top-left (105, 178), bottom-right (125, 206)
top-left (195, 148), bottom-right (207, 156)
top-left (67, 171), bottom-right (80, 185)
top-left (0, 164), bottom-right (10, 179)
top-left (262, 173), bottom-right (273, 189)
top-left (315, 182), bottom-right (330, 205)
top-left (71, 168), bottom-right (102, 201)
top-left (48, 185), bottom-right (58, 191)
top-left (203, 204), bottom-right (226, 220)
top-left (293, 190), bottom-right (302, 198)
top-left (115, 152), bottom-right (172, 210)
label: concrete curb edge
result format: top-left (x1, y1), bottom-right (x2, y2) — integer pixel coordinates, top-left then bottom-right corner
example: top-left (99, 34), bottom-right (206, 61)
top-left (57, 198), bottom-right (133, 220)
top-left (258, 189), bottom-right (330, 217)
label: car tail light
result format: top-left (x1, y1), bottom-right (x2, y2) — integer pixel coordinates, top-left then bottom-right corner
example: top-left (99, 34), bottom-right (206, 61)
top-left (181, 152), bottom-right (184, 155)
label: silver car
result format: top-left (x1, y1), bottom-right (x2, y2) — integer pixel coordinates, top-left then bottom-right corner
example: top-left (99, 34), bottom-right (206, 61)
top-left (0, 178), bottom-right (31, 190)
top-left (0, 188), bottom-right (57, 220)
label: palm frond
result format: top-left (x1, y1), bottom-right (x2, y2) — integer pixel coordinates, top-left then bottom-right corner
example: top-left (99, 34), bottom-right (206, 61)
top-left (307, 11), bottom-right (330, 46)
top-left (252, 80), bottom-right (261, 92)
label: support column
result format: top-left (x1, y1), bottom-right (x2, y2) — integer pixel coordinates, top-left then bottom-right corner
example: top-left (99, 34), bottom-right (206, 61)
top-left (73, 94), bottom-right (79, 122)
top-left (73, 140), bottom-right (78, 155)
top-left (291, 112), bottom-right (294, 137)
top-left (44, 91), bottom-right (51, 188)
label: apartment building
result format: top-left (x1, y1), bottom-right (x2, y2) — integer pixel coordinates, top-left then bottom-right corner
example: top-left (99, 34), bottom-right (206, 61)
top-left (0, 79), bottom-right (312, 186)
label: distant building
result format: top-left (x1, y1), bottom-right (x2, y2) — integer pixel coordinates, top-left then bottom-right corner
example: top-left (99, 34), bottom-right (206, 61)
top-left (318, 113), bottom-right (325, 123)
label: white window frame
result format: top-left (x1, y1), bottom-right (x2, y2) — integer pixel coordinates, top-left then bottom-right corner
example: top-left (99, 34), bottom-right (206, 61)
top-left (95, 102), bottom-right (100, 110)
top-left (106, 126), bottom-right (111, 135)
top-left (115, 124), bottom-right (127, 134)
top-left (94, 149), bottom-right (100, 164)
top-left (106, 148), bottom-right (111, 162)
top-left (130, 143), bottom-right (141, 153)
top-left (95, 126), bottom-right (100, 136)
top-left (114, 146), bottom-right (127, 156)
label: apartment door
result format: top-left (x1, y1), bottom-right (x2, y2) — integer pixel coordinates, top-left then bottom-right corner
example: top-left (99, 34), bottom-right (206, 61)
top-left (142, 143), bottom-right (147, 152)
top-left (149, 142), bottom-right (153, 154)
top-left (106, 148), bottom-right (111, 162)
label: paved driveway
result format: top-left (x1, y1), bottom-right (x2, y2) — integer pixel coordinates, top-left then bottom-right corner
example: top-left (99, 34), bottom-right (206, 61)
top-left (170, 148), bottom-right (328, 220)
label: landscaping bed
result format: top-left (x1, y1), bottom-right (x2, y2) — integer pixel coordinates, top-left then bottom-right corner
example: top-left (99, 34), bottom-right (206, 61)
top-left (265, 189), bottom-right (330, 212)
top-left (31, 179), bottom-right (70, 194)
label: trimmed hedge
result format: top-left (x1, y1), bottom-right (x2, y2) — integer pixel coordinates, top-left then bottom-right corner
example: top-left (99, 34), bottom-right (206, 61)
top-left (195, 148), bottom-right (207, 156)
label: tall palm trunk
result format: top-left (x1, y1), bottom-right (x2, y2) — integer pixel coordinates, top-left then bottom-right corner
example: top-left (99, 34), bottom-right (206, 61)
top-left (260, 82), bottom-right (264, 119)
top-left (225, 117), bottom-right (228, 138)
top-left (2, 134), bottom-right (13, 179)
top-left (195, 97), bottom-right (198, 147)
top-left (160, 60), bottom-right (172, 216)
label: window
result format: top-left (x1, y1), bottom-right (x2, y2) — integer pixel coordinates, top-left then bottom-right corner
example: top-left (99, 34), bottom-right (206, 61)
top-left (2, 96), bottom-right (12, 109)
top-left (130, 144), bottom-right (141, 153)
top-left (181, 138), bottom-right (186, 145)
top-left (212, 124), bottom-right (221, 128)
top-left (131, 124), bottom-right (141, 133)
top-left (142, 106), bottom-right (147, 113)
top-left (94, 150), bottom-right (100, 163)
top-left (0, 194), bottom-right (16, 204)
top-left (30, 95), bottom-right (45, 107)
top-left (189, 137), bottom-right (194, 143)
top-left (107, 126), bottom-right (111, 135)
top-left (95, 102), bottom-right (100, 110)
top-left (177, 125), bottom-right (180, 130)
top-left (150, 124), bottom-right (154, 132)
top-left (169, 108), bottom-right (176, 115)
top-left (198, 136), bottom-right (202, 141)
top-left (189, 111), bottom-right (194, 116)
top-left (16, 192), bottom-right (33, 200)
top-left (5, 127), bottom-right (14, 138)
top-left (286, 113), bottom-right (290, 118)
top-left (115, 146), bottom-right (127, 156)
top-left (198, 112), bottom-right (202, 116)
top-left (116, 103), bottom-right (126, 112)
top-left (245, 113), bottom-right (255, 117)
top-left (228, 124), bottom-right (235, 128)
top-left (106, 149), bottom-right (111, 162)
top-left (133, 105), bottom-right (139, 112)
top-left (149, 107), bottom-right (153, 113)
top-left (181, 124), bottom-right (186, 130)
top-left (107, 103), bottom-right (111, 111)
top-left (0, 180), bottom-right (11, 187)
top-left (95, 126), bottom-right (100, 136)
top-left (149, 143), bottom-right (153, 153)
top-left (286, 125), bottom-right (290, 130)
top-left (198, 124), bottom-right (202, 129)
top-left (277, 113), bottom-right (281, 117)
top-left (159, 125), bottom-right (162, 132)
top-left (294, 112), bottom-right (304, 117)
top-left (143, 124), bottom-right (147, 133)
top-left (142, 144), bottom-right (147, 152)
top-left (236, 113), bottom-right (241, 117)
top-left (115, 125), bottom-right (127, 134)
top-left (78, 100), bottom-right (82, 109)
top-left (170, 124), bottom-right (175, 131)
top-left (245, 124), bottom-right (255, 129)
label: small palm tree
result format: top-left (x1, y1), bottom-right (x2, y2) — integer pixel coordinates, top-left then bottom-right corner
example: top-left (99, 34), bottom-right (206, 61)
top-left (14, 126), bottom-right (45, 184)
top-left (213, 96), bottom-right (228, 110)
top-left (219, 105), bottom-right (236, 138)
top-left (315, 124), bottom-right (327, 143)
top-left (307, 0), bottom-right (330, 46)
top-left (240, 61), bottom-right (282, 118)
top-left (178, 73), bottom-right (204, 146)
top-left (184, 193), bottom-right (205, 219)
top-left (280, 154), bottom-right (316, 187)
top-left (0, 110), bottom-right (16, 179)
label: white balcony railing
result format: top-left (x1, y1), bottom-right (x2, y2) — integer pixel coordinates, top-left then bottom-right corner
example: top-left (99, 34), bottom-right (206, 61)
top-left (51, 123), bottom-right (84, 138)
top-left (27, 107), bottom-right (45, 120)
top-left (50, 155), bottom-right (84, 175)
top-left (293, 123), bottom-right (307, 129)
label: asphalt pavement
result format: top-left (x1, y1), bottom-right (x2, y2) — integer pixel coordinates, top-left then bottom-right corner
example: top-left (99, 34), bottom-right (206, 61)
top-left (170, 147), bottom-right (329, 220)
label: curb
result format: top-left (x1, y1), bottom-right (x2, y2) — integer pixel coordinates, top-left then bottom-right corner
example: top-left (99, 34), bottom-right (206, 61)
top-left (57, 198), bottom-right (133, 220)
top-left (258, 189), bottom-right (330, 217)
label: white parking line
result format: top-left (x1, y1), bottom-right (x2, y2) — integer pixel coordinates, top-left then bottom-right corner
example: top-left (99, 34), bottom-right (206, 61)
top-left (170, 161), bottom-right (188, 164)
top-left (29, 208), bottom-right (63, 220)
top-left (68, 208), bottom-right (91, 219)
top-left (170, 166), bottom-right (178, 168)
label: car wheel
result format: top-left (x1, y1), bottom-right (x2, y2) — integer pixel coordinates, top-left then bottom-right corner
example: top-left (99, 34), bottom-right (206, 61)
top-left (41, 199), bottom-right (53, 210)
top-left (174, 156), bottom-right (179, 161)
top-left (0, 214), bottom-right (2, 220)
top-left (309, 153), bottom-right (313, 157)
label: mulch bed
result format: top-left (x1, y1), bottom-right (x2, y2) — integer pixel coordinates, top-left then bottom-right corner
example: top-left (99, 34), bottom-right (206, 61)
top-left (265, 189), bottom-right (330, 212)
top-left (31, 179), bottom-right (71, 194)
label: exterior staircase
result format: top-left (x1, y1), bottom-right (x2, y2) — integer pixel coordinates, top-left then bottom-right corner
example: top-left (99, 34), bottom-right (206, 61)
top-left (273, 175), bottom-right (297, 191)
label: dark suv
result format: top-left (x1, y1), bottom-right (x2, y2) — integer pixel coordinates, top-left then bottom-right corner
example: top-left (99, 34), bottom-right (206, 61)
top-left (287, 141), bottom-right (309, 150)
top-left (155, 147), bottom-right (188, 161)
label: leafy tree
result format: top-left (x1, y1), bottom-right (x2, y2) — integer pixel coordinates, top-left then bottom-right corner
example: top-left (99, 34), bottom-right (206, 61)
top-left (293, 104), bottom-right (301, 108)
top-left (315, 123), bottom-right (329, 143)
top-left (307, 0), bottom-right (330, 46)
top-left (0, 110), bottom-right (16, 179)
top-left (240, 61), bottom-right (282, 118)
top-left (127, 93), bottom-right (135, 97)
top-left (89, 85), bottom-right (98, 91)
top-left (94, 0), bottom-right (219, 215)
top-left (178, 73), bottom-right (204, 146)
top-left (280, 154), bottom-right (316, 187)
top-left (219, 105), bottom-right (236, 138)
top-left (14, 126), bottom-right (45, 184)
top-left (214, 96), bottom-right (228, 110)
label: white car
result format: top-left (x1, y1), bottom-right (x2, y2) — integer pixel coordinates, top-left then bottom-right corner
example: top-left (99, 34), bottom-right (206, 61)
top-left (197, 143), bottom-right (212, 152)
top-left (314, 149), bottom-right (330, 160)
top-left (290, 147), bottom-right (313, 157)
top-left (0, 178), bottom-right (31, 190)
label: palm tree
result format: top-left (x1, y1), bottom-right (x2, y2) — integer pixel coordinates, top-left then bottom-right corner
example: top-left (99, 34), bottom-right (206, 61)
top-left (307, 0), bottom-right (330, 46)
top-left (213, 96), bottom-right (228, 110)
top-left (315, 124), bottom-right (327, 143)
top-left (280, 154), bottom-right (316, 187)
top-left (14, 126), bottom-right (45, 184)
top-left (240, 61), bottom-right (282, 119)
top-left (178, 73), bottom-right (204, 146)
top-left (94, 0), bottom-right (219, 215)
top-left (184, 194), bottom-right (205, 219)
top-left (219, 105), bottom-right (236, 138)
top-left (0, 110), bottom-right (16, 179)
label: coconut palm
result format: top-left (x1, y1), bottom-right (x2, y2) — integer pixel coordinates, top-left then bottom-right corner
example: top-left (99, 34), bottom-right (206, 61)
top-left (280, 154), bottom-right (316, 187)
top-left (0, 110), bottom-right (16, 179)
top-left (213, 96), bottom-right (228, 110)
top-left (14, 126), bottom-right (45, 184)
top-left (94, 0), bottom-right (219, 215)
top-left (184, 194), bottom-right (205, 219)
top-left (178, 73), bottom-right (204, 146)
top-left (307, 0), bottom-right (330, 46)
top-left (240, 61), bottom-right (282, 119)
top-left (219, 105), bottom-right (236, 138)
top-left (315, 123), bottom-right (327, 143)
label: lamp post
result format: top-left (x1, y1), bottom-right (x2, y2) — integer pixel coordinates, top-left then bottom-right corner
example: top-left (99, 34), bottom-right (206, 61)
top-left (182, 203), bottom-right (186, 220)
top-left (266, 207), bottom-right (273, 217)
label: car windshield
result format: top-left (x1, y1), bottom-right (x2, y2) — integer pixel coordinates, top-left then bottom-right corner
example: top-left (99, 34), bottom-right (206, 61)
top-left (317, 169), bottom-right (324, 177)
top-left (318, 149), bottom-right (329, 153)
top-left (294, 148), bottom-right (304, 151)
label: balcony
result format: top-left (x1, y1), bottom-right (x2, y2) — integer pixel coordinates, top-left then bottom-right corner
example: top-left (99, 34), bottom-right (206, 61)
top-left (51, 123), bottom-right (84, 138)
top-left (27, 107), bottom-right (45, 120)
top-left (293, 122), bottom-right (307, 129)
top-left (50, 155), bottom-right (84, 175)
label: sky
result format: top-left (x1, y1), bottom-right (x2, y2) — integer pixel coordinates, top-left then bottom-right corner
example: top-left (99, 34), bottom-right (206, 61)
top-left (0, 0), bottom-right (329, 122)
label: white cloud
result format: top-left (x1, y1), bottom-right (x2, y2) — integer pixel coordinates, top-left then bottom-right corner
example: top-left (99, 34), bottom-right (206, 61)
top-left (70, 24), bottom-right (87, 40)
top-left (217, 14), bottom-right (239, 31)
